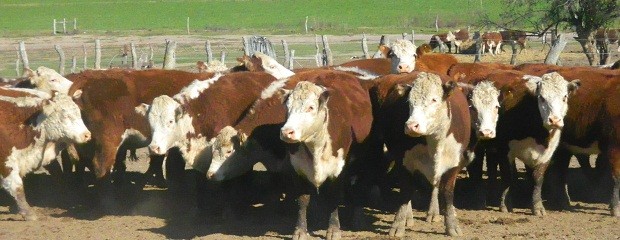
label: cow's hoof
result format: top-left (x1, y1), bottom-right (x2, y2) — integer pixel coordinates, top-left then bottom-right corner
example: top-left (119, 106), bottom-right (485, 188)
top-left (292, 229), bottom-right (309, 240)
top-left (445, 224), bottom-right (462, 237)
top-left (500, 205), bottom-right (513, 213)
top-left (406, 211), bottom-right (415, 227)
top-left (426, 212), bottom-right (442, 222)
top-left (22, 212), bottom-right (38, 221)
top-left (612, 205), bottom-right (620, 217)
top-left (388, 225), bottom-right (406, 238)
top-left (326, 227), bottom-right (341, 240)
top-left (350, 208), bottom-right (366, 230)
top-left (532, 203), bottom-right (546, 217)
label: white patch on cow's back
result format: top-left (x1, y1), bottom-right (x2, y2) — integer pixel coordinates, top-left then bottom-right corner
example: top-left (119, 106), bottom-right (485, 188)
top-left (563, 141), bottom-right (600, 155)
top-left (173, 73), bottom-right (223, 104)
top-left (332, 66), bottom-right (379, 80)
top-left (508, 129), bottom-right (562, 167)
top-left (0, 96), bottom-right (46, 108)
top-left (1, 87), bottom-right (51, 99)
top-left (260, 78), bottom-right (290, 99)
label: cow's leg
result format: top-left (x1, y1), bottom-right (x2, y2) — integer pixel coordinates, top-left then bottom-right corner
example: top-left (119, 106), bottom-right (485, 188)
top-left (495, 42), bottom-right (503, 55)
top-left (607, 146), bottom-right (620, 217)
top-left (389, 166), bottom-right (415, 237)
top-left (486, 144), bottom-right (501, 205)
top-left (292, 174), bottom-right (312, 240)
top-left (442, 167), bottom-right (462, 236)
top-left (325, 179), bottom-right (343, 240)
top-left (112, 146), bottom-right (128, 186)
top-left (550, 147), bottom-right (573, 210)
top-left (467, 145), bottom-right (487, 209)
top-left (2, 170), bottom-right (36, 221)
top-left (532, 162), bottom-right (550, 216)
top-left (426, 185), bottom-right (441, 222)
top-left (499, 146), bottom-right (515, 213)
top-left (165, 147), bottom-right (187, 190)
top-left (144, 154), bottom-right (166, 188)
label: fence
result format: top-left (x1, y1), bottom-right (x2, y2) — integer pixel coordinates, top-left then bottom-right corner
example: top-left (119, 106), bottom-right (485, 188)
top-left (1, 33), bottom-right (619, 77)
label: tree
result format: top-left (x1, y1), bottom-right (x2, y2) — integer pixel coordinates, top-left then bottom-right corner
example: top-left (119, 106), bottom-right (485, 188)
top-left (481, 0), bottom-right (619, 66)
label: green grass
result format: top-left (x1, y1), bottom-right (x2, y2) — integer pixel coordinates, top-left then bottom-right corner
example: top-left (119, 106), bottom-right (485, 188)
top-left (0, 0), bottom-right (504, 36)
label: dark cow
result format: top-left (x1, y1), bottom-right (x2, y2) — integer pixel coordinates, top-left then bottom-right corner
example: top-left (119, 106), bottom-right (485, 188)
top-left (0, 89), bottom-right (90, 220)
top-left (380, 72), bottom-right (472, 237)
top-left (500, 30), bottom-right (528, 53)
top-left (279, 73), bottom-right (374, 240)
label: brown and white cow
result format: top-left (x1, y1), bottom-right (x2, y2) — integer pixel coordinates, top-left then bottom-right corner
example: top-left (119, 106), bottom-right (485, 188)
top-left (13, 67), bottom-right (73, 94)
top-left (450, 28), bottom-right (470, 53)
top-left (381, 39), bottom-right (458, 75)
top-left (429, 31), bottom-right (455, 53)
top-left (482, 32), bottom-right (503, 56)
top-left (0, 89), bottom-right (90, 220)
top-left (382, 72), bottom-right (471, 237)
top-left (279, 76), bottom-right (373, 240)
top-left (500, 30), bottom-right (528, 53)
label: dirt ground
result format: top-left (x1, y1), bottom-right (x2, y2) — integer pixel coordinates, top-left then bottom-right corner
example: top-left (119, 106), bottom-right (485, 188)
top-left (0, 34), bottom-right (618, 239)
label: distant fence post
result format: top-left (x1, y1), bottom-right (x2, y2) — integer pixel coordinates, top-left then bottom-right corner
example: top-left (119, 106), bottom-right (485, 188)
top-left (15, 51), bottom-right (20, 76)
top-left (288, 50), bottom-right (295, 70)
top-left (71, 56), bottom-right (77, 73)
top-left (18, 41), bottom-right (30, 70)
top-left (362, 33), bottom-right (370, 59)
top-left (220, 51), bottom-right (226, 63)
top-left (242, 37), bottom-right (250, 56)
top-left (82, 45), bottom-right (87, 69)
top-left (54, 45), bottom-right (65, 75)
top-left (435, 15), bottom-right (439, 32)
top-left (53, 19), bottom-right (57, 35)
top-left (434, 35), bottom-right (447, 53)
top-left (205, 40), bottom-right (213, 63)
top-left (130, 42), bottom-right (138, 69)
top-left (411, 30), bottom-right (415, 44)
top-left (544, 34), bottom-right (566, 65)
top-left (402, 32), bottom-right (407, 39)
top-left (509, 40), bottom-right (518, 65)
top-left (186, 17), bottom-right (190, 34)
top-left (315, 35), bottom-right (322, 67)
top-left (163, 40), bottom-right (177, 69)
top-left (94, 39), bottom-right (101, 69)
top-left (282, 40), bottom-right (290, 67)
top-left (321, 35), bottom-right (333, 66)
top-left (305, 16), bottom-right (309, 34)
top-left (73, 18), bottom-right (77, 32)
top-left (148, 44), bottom-right (154, 68)
top-left (474, 31), bottom-right (482, 63)
top-left (63, 18), bottom-right (67, 34)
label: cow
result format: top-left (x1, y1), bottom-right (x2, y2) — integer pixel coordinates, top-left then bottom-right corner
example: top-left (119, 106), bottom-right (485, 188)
top-left (13, 67), bottom-right (73, 94)
top-left (451, 28), bottom-right (470, 53)
top-left (482, 32), bottom-right (503, 56)
top-left (429, 31), bottom-right (455, 53)
top-left (416, 43), bottom-right (433, 56)
top-left (279, 75), bottom-right (373, 240)
top-left (66, 69), bottom-right (217, 187)
top-left (0, 89), bottom-right (91, 220)
top-left (500, 30), bottom-right (528, 53)
top-left (594, 28), bottom-right (619, 52)
top-left (381, 72), bottom-right (472, 237)
top-left (382, 39), bottom-right (458, 74)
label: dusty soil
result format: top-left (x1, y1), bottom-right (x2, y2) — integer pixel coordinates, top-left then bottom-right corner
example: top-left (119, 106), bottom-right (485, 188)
top-left (0, 34), bottom-right (618, 239)
top-left (0, 147), bottom-right (618, 240)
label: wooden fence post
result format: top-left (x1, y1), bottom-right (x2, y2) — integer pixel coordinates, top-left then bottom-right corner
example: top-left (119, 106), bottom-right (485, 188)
top-left (94, 39), bottom-right (101, 69)
top-left (148, 44), bottom-right (154, 68)
top-left (435, 15), bottom-right (439, 32)
top-left (282, 40), bottom-right (290, 67)
top-left (305, 16), bottom-right (309, 34)
top-left (362, 33), bottom-right (370, 59)
top-left (544, 34), bottom-right (567, 65)
top-left (321, 35), bottom-right (333, 66)
top-left (242, 37), bottom-right (250, 56)
top-left (15, 51), bottom-right (20, 76)
top-left (18, 41), bottom-right (30, 70)
top-left (163, 40), bottom-right (177, 69)
top-left (82, 45), bottom-right (87, 70)
top-left (411, 30), bottom-right (415, 44)
top-left (205, 40), bottom-right (213, 63)
top-left (220, 51), bottom-right (226, 63)
top-left (53, 19), bottom-right (57, 35)
top-left (474, 31), bottom-right (482, 63)
top-left (63, 18), bottom-right (67, 34)
top-left (315, 35), bottom-right (322, 67)
top-left (71, 56), bottom-right (77, 73)
top-left (73, 18), bottom-right (77, 32)
top-left (288, 50), bottom-right (295, 70)
top-left (130, 42), bottom-right (138, 69)
top-left (54, 45), bottom-right (65, 75)
top-left (402, 32), bottom-right (407, 39)
top-left (186, 17), bottom-right (190, 34)
top-left (434, 35), bottom-right (447, 53)
top-left (509, 40), bottom-right (518, 65)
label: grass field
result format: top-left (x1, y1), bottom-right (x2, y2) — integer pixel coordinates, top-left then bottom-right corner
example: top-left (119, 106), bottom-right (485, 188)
top-left (0, 0), bottom-right (504, 36)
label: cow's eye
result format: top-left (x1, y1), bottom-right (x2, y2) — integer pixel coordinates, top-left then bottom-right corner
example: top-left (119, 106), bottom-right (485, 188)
top-left (168, 120), bottom-right (173, 124)
top-left (226, 149), bottom-right (233, 154)
top-left (431, 98), bottom-right (438, 103)
top-left (563, 95), bottom-right (568, 102)
top-left (307, 106), bottom-right (314, 112)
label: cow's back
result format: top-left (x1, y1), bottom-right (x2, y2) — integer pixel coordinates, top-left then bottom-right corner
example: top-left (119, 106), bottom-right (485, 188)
top-left (416, 54), bottom-right (458, 75)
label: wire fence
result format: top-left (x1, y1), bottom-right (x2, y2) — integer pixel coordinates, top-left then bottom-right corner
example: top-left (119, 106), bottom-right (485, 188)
top-left (1, 34), bottom-right (618, 77)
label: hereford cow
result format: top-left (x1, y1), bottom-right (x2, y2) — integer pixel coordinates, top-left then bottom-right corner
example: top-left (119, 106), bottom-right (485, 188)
top-left (13, 67), bottom-right (73, 94)
top-left (429, 31), bottom-right (455, 53)
top-left (482, 32), bottom-right (503, 56)
top-left (382, 72), bottom-right (471, 237)
top-left (0, 89), bottom-right (91, 220)
top-left (450, 28), bottom-right (470, 53)
top-left (279, 77), bottom-right (373, 240)
top-left (595, 28), bottom-right (619, 52)
top-left (500, 30), bottom-right (528, 53)
top-left (381, 39), bottom-right (458, 74)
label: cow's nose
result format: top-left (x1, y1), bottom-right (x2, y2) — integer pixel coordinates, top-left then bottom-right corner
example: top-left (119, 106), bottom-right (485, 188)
top-left (206, 171), bottom-right (214, 180)
top-left (83, 132), bottom-right (91, 141)
top-left (149, 145), bottom-right (161, 154)
top-left (548, 116), bottom-right (561, 125)
top-left (281, 128), bottom-right (295, 138)
top-left (479, 129), bottom-right (495, 138)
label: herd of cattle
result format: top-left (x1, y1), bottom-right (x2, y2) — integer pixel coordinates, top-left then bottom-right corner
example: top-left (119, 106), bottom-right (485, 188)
top-left (0, 37), bottom-right (619, 239)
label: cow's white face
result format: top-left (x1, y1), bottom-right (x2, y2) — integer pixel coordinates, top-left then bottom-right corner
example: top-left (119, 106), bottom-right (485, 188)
top-left (281, 81), bottom-right (329, 143)
top-left (470, 81), bottom-right (501, 139)
top-left (25, 67), bottom-right (73, 94)
top-left (524, 72), bottom-right (580, 130)
top-left (389, 39), bottom-right (417, 74)
top-left (206, 126), bottom-right (247, 181)
top-left (40, 93), bottom-right (91, 144)
top-left (255, 52), bottom-right (294, 79)
top-left (405, 73), bottom-right (455, 137)
top-left (137, 95), bottom-right (194, 155)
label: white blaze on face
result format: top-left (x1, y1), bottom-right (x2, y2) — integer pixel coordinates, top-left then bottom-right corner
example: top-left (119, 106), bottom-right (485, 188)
top-left (281, 81), bottom-right (328, 143)
top-left (524, 72), bottom-right (579, 130)
top-left (254, 52), bottom-right (295, 79)
top-left (39, 93), bottom-right (91, 144)
top-left (142, 95), bottom-right (194, 155)
top-left (389, 39), bottom-right (417, 74)
top-left (405, 73), bottom-right (448, 137)
top-left (470, 81), bottom-right (500, 139)
top-left (26, 66), bottom-right (73, 94)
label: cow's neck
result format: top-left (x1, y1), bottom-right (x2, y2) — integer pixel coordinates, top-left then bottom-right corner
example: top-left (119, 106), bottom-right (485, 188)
top-left (425, 102), bottom-right (452, 155)
top-left (176, 134), bottom-right (212, 173)
top-left (9, 124), bottom-right (54, 177)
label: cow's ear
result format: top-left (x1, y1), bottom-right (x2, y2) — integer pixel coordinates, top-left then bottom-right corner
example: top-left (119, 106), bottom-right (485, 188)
top-left (278, 88), bottom-right (292, 103)
top-left (318, 88), bottom-right (331, 109)
top-left (379, 45), bottom-right (391, 57)
top-left (568, 79), bottom-right (581, 95)
top-left (134, 103), bottom-right (150, 117)
top-left (443, 81), bottom-right (458, 98)
top-left (523, 75), bottom-right (541, 95)
top-left (395, 83), bottom-right (412, 97)
top-left (23, 68), bottom-right (36, 78)
top-left (499, 87), bottom-right (514, 103)
top-left (175, 105), bottom-right (186, 120)
top-left (72, 89), bottom-right (83, 100)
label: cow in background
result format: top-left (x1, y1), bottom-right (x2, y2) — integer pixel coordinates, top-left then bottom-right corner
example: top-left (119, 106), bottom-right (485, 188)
top-left (429, 31), bottom-right (455, 53)
top-left (500, 30), bottom-right (528, 53)
top-left (482, 32), bottom-right (503, 56)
